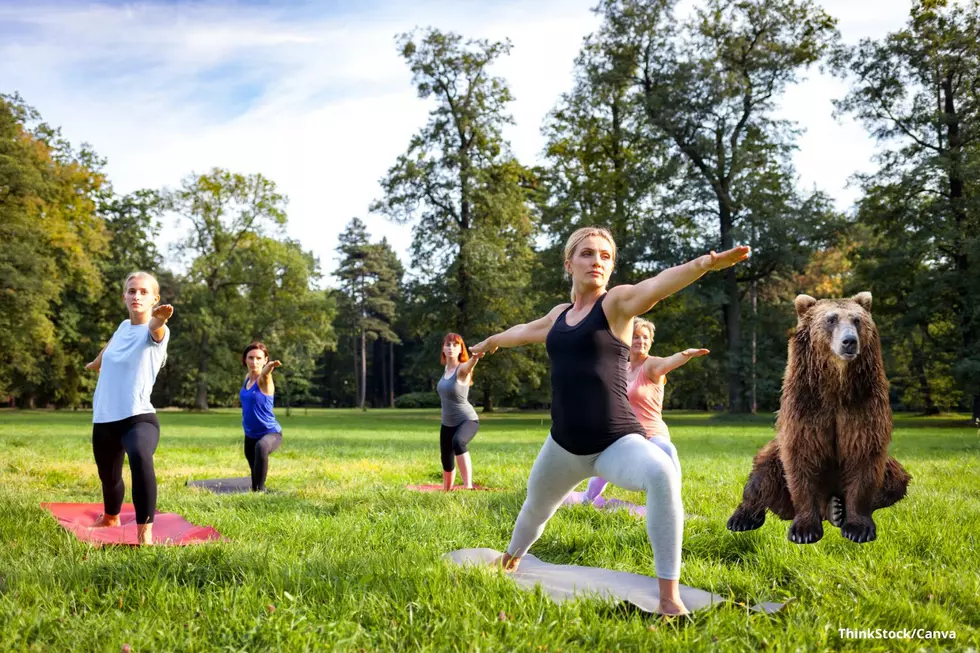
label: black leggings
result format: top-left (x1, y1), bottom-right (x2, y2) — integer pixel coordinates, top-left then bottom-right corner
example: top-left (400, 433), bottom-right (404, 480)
top-left (244, 432), bottom-right (282, 491)
top-left (440, 421), bottom-right (479, 472)
top-left (92, 414), bottom-right (160, 524)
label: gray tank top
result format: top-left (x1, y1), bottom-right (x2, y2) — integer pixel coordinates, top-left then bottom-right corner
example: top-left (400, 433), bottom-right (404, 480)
top-left (437, 367), bottom-right (479, 426)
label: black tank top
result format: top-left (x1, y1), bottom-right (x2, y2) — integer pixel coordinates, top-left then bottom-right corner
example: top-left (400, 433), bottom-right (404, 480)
top-left (546, 294), bottom-right (645, 454)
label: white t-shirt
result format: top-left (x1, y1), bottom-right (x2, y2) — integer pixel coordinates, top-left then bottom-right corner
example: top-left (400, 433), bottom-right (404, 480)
top-left (92, 320), bottom-right (170, 424)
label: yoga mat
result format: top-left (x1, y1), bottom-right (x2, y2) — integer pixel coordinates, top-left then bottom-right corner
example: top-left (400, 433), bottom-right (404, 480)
top-left (446, 548), bottom-right (787, 615)
top-left (187, 477), bottom-right (266, 494)
top-left (41, 502), bottom-right (224, 546)
top-left (405, 484), bottom-right (496, 492)
top-left (562, 492), bottom-right (647, 517)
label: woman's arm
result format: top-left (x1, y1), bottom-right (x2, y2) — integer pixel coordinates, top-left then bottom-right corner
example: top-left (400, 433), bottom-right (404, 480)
top-left (455, 351), bottom-right (483, 385)
top-left (470, 303), bottom-right (571, 355)
top-left (258, 360), bottom-right (281, 394)
top-left (84, 341), bottom-right (111, 371)
top-left (644, 349), bottom-right (709, 380)
top-left (606, 247), bottom-right (750, 321)
top-left (148, 304), bottom-right (174, 343)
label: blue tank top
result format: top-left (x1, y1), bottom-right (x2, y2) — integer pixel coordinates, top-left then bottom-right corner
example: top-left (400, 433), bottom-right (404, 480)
top-left (240, 378), bottom-right (281, 439)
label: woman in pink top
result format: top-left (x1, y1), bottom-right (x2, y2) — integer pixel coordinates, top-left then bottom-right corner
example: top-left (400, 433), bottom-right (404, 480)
top-left (583, 318), bottom-right (708, 502)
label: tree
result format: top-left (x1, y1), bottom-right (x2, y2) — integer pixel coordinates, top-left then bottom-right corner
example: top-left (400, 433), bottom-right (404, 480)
top-left (0, 93), bottom-right (109, 406)
top-left (594, 0), bottom-right (839, 411)
top-left (832, 0), bottom-right (980, 420)
top-left (372, 28), bottom-right (516, 335)
top-left (372, 29), bottom-right (544, 410)
top-left (165, 168), bottom-right (287, 410)
top-left (540, 33), bottom-right (675, 288)
top-left (335, 218), bottom-right (402, 410)
top-left (373, 238), bottom-right (405, 408)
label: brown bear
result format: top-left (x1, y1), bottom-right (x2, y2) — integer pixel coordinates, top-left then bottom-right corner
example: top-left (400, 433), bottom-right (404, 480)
top-left (727, 292), bottom-right (911, 544)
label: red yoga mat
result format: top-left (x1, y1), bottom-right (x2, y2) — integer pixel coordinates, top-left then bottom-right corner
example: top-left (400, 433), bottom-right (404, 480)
top-left (41, 502), bottom-right (225, 546)
top-left (404, 484), bottom-right (496, 492)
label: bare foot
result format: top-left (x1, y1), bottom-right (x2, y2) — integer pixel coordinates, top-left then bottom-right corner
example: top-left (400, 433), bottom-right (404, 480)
top-left (658, 597), bottom-right (690, 616)
top-left (492, 553), bottom-right (521, 572)
top-left (91, 513), bottom-right (121, 528)
top-left (136, 523), bottom-right (152, 546)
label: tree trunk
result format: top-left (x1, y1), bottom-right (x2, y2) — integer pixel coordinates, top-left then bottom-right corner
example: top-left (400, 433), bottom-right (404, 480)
top-left (942, 77), bottom-right (977, 423)
top-left (719, 201), bottom-right (745, 412)
top-left (482, 385), bottom-right (494, 413)
top-left (610, 93), bottom-right (630, 284)
top-left (910, 339), bottom-right (937, 416)
top-left (352, 334), bottom-right (359, 408)
top-left (389, 340), bottom-right (396, 408)
top-left (457, 192), bottom-right (471, 335)
top-left (380, 340), bottom-right (388, 409)
top-left (749, 279), bottom-right (759, 415)
top-left (195, 330), bottom-right (209, 411)
top-left (360, 328), bottom-right (367, 411)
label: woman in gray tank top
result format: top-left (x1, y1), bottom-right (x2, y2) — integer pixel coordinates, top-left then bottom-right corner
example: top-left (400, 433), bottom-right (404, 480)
top-left (436, 333), bottom-right (483, 491)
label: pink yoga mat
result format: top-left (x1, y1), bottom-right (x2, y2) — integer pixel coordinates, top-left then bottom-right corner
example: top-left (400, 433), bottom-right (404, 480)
top-left (41, 502), bottom-right (225, 546)
top-left (404, 484), bottom-right (497, 492)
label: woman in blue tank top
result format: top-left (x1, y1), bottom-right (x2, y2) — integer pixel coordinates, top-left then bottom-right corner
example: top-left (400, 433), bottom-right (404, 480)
top-left (471, 227), bottom-right (749, 616)
top-left (240, 342), bottom-right (283, 492)
top-left (436, 333), bottom-right (484, 491)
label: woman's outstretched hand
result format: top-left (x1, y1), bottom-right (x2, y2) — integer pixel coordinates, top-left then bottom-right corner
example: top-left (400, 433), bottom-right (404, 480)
top-left (703, 246), bottom-right (751, 272)
top-left (681, 348), bottom-right (710, 358)
top-left (469, 338), bottom-right (497, 356)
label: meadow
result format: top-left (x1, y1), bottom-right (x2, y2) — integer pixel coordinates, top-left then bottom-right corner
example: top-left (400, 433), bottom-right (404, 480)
top-left (0, 409), bottom-right (977, 652)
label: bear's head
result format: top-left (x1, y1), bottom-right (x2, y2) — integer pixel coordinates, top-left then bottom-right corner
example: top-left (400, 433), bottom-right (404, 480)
top-left (795, 292), bottom-right (875, 363)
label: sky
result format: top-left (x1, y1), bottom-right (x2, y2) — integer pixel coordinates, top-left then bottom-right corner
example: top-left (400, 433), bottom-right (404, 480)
top-left (0, 0), bottom-right (914, 282)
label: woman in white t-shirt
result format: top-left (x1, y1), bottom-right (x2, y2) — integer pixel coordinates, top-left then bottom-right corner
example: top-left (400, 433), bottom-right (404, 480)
top-left (85, 271), bottom-right (172, 545)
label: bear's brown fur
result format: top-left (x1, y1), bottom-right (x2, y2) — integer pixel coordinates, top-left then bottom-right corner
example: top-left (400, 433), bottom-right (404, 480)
top-left (727, 292), bottom-right (911, 544)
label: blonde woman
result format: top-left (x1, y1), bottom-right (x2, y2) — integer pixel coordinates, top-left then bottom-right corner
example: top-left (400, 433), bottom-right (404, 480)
top-left (84, 271), bottom-right (172, 545)
top-left (471, 227), bottom-right (748, 615)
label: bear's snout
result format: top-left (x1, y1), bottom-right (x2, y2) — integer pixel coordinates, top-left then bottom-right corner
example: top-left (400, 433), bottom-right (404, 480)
top-left (833, 325), bottom-right (860, 361)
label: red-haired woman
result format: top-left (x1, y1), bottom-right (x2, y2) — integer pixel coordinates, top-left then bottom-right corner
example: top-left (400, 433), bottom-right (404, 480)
top-left (240, 342), bottom-right (282, 492)
top-left (437, 333), bottom-right (484, 491)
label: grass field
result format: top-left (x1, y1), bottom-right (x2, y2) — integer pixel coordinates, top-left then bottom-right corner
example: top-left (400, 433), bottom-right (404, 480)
top-left (0, 408), bottom-right (978, 652)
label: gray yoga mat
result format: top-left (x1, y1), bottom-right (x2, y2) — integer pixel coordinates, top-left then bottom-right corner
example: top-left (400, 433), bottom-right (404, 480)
top-left (187, 477), bottom-right (261, 494)
top-left (445, 548), bottom-right (787, 615)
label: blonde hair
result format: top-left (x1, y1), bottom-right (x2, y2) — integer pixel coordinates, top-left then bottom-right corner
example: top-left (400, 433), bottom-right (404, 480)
top-left (633, 318), bottom-right (655, 340)
top-left (123, 271), bottom-right (160, 297)
top-left (563, 226), bottom-right (617, 302)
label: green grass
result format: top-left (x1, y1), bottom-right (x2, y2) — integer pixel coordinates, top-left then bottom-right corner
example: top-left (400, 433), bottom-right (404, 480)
top-left (1, 409), bottom-right (978, 652)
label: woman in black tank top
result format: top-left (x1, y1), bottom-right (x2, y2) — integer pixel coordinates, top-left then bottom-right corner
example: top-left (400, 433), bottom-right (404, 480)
top-left (471, 227), bottom-right (748, 616)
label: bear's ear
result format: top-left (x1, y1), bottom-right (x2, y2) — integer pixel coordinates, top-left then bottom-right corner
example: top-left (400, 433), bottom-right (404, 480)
top-left (795, 294), bottom-right (817, 318)
top-left (852, 292), bottom-right (872, 313)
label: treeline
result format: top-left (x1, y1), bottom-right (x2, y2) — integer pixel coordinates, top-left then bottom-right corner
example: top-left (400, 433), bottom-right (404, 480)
top-left (2, 0), bottom-right (978, 419)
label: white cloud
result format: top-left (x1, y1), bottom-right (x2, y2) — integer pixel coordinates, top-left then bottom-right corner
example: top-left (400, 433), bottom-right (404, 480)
top-left (0, 0), bottom-right (914, 285)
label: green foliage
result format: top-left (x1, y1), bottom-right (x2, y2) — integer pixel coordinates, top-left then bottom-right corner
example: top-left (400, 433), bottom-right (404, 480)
top-left (0, 93), bottom-right (110, 405)
top-left (162, 168), bottom-right (334, 410)
top-left (373, 29), bottom-right (545, 411)
top-left (334, 218), bottom-right (404, 409)
top-left (832, 0), bottom-right (980, 417)
top-left (392, 391), bottom-right (442, 408)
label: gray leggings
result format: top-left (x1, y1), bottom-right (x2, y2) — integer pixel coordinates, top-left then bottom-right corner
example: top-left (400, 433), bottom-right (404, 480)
top-left (507, 433), bottom-right (683, 580)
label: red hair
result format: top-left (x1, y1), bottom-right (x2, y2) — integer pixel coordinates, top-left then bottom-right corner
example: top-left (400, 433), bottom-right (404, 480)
top-left (440, 333), bottom-right (470, 365)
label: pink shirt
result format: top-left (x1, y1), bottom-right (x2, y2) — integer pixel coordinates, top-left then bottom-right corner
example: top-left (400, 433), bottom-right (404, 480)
top-left (627, 366), bottom-right (670, 439)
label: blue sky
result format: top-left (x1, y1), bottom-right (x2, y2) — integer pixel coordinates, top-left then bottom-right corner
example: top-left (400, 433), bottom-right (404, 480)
top-left (0, 0), bottom-right (913, 282)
